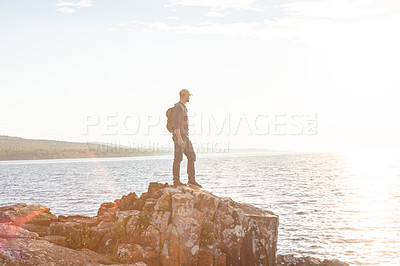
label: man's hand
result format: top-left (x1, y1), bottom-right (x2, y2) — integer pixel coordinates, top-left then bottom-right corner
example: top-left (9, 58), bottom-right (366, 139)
top-left (178, 137), bottom-right (184, 147)
top-left (174, 128), bottom-right (185, 147)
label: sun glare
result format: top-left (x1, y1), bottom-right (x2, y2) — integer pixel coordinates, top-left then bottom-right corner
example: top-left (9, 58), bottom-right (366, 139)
top-left (340, 147), bottom-right (400, 211)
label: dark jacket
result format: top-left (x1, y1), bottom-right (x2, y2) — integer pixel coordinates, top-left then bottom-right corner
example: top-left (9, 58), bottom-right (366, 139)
top-left (172, 101), bottom-right (189, 136)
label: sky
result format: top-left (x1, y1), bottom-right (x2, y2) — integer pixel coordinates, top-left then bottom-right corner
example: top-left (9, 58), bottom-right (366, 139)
top-left (1, 0), bottom-right (400, 152)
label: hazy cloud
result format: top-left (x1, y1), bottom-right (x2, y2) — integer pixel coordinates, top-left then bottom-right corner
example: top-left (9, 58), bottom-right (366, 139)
top-left (169, 0), bottom-right (261, 10)
top-left (128, 19), bottom-right (295, 40)
top-left (281, 0), bottom-right (400, 22)
top-left (205, 8), bottom-right (232, 17)
top-left (56, 2), bottom-right (74, 7)
top-left (281, 0), bottom-right (390, 21)
top-left (116, 0), bottom-right (400, 42)
top-left (58, 6), bottom-right (75, 13)
top-left (76, 0), bottom-right (93, 8)
top-left (56, 0), bottom-right (93, 13)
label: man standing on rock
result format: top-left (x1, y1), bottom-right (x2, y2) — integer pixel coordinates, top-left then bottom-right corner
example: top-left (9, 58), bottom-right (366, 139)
top-left (171, 89), bottom-right (202, 188)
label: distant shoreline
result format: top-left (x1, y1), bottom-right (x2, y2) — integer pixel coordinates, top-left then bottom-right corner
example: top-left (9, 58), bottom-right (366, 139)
top-left (0, 135), bottom-right (282, 161)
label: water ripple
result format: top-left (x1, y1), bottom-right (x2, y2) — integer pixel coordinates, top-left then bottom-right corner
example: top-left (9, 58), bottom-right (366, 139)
top-left (1, 152), bottom-right (400, 265)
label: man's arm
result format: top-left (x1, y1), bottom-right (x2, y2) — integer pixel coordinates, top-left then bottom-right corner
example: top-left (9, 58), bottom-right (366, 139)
top-left (172, 105), bottom-right (184, 146)
top-left (174, 128), bottom-right (184, 147)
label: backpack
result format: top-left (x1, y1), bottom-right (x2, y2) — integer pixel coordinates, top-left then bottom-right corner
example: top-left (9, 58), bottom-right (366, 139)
top-left (166, 107), bottom-right (174, 133)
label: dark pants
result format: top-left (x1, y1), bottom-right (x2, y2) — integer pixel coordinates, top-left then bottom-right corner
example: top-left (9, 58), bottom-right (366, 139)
top-left (172, 134), bottom-right (196, 183)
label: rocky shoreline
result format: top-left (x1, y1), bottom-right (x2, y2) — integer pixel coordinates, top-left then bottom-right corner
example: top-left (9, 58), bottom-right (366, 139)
top-left (0, 182), bottom-right (348, 265)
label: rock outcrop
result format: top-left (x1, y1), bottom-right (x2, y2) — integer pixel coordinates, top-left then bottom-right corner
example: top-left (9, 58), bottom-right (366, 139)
top-left (0, 182), bottom-right (279, 265)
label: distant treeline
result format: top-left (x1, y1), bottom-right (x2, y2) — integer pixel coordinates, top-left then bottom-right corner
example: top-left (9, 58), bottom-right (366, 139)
top-left (0, 136), bottom-right (171, 161)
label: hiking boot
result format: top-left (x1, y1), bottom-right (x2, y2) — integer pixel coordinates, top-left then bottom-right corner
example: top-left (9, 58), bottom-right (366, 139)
top-left (173, 180), bottom-right (186, 186)
top-left (187, 180), bottom-right (202, 188)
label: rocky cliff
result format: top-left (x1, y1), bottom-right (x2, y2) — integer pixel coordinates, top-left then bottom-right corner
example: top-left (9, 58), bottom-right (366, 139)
top-left (0, 182), bottom-right (279, 265)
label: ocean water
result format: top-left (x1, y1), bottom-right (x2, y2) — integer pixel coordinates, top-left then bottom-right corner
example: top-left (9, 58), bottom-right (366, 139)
top-left (1, 152), bottom-right (400, 265)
